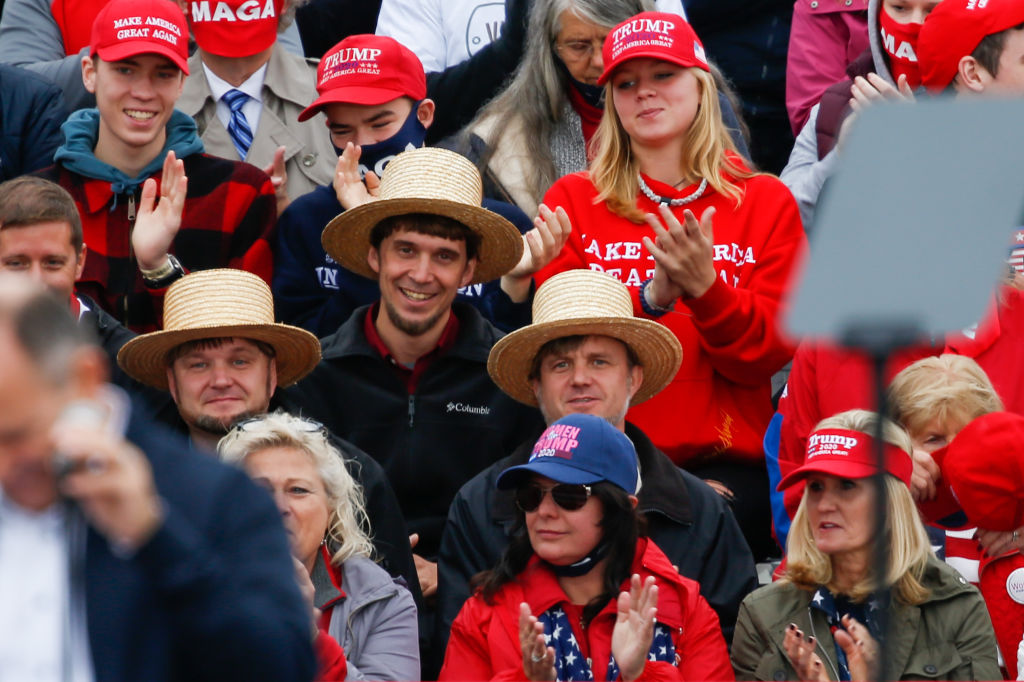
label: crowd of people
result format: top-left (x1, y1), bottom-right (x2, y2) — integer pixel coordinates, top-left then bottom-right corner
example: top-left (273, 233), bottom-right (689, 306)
top-left (0, 0), bottom-right (1022, 680)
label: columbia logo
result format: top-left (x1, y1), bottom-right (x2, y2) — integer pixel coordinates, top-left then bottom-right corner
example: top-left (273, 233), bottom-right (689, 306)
top-left (446, 402), bottom-right (491, 415)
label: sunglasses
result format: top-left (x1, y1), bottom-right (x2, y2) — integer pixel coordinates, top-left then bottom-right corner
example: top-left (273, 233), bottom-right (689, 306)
top-left (515, 483), bottom-right (593, 512)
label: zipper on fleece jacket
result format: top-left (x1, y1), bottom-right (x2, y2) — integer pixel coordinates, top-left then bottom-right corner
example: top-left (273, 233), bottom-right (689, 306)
top-left (408, 395), bottom-right (415, 427)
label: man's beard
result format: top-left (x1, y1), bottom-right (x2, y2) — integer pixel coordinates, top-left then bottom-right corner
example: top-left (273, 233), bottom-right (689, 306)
top-left (192, 409), bottom-right (263, 437)
top-left (382, 297), bottom-right (446, 337)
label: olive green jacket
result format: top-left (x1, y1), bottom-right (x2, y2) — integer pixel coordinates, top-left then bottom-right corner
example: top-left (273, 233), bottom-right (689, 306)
top-left (731, 555), bottom-right (1001, 681)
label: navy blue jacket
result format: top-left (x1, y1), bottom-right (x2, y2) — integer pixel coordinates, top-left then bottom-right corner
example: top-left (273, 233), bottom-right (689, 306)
top-left (83, 402), bottom-right (316, 681)
top-left (0, 63), bottom-right (67, 181)
top-left (272, 184), bottom-right (533, 337)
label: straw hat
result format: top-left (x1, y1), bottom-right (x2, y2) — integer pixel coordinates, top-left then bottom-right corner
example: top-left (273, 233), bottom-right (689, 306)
top-left (117, 269), bottom-right (321, 390)
top-left (488, 270), bottom-right (682, 406)
top-left (321, 147), bottom-right (524, 284)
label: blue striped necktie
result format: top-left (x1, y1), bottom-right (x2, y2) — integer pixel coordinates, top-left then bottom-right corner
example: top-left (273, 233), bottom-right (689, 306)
top-left (222, 89), bottom-right (253, 159)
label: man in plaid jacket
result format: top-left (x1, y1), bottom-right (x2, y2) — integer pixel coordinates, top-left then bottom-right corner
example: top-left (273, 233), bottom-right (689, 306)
top-left (36, 0), bottom-right (276, 332)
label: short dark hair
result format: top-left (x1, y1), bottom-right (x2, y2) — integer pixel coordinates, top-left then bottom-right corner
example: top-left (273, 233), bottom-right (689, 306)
top-left (369, 213), bottom-right (481, 262)
top-left (0, 177), bottom-right (84, 252)
top-left (528, 334), bottom-right (641, 382)
top-left (165, 337), bottom-right (277, 368)
top-left (971, 22), bottom-right (1024, 77)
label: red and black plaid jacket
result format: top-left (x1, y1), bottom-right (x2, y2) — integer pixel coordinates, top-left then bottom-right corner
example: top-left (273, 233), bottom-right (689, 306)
top-left (37, 153), bottom-right (276, 333)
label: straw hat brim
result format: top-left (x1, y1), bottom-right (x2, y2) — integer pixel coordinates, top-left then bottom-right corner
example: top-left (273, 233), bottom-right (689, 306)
top-left (487, 317), bottom-right (682, 407)
top-left (117, 323), bottom-right (321, 391)
top-left (321, 197), bottom-right (525, 284)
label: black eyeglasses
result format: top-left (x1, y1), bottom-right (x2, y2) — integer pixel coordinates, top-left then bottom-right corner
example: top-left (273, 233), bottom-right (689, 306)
top-left (515, 483), bottom-right (593, 512)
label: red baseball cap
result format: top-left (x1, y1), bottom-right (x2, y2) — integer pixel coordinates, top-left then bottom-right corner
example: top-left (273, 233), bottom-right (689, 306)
top-left (918, 0), bottom-right (1024, 92)
top-left (777, 428), bottom-right (913, 491)
top-left (297, 35), bottom-right (426, 122)
top-left (188, 0), bottom-right (285, 59)
top-left (90, 0), bottom-right (189, 74)
top-left (940, 412), bottom-right (1024, 531)
top-left (597, 11), bottom-right (709, 86)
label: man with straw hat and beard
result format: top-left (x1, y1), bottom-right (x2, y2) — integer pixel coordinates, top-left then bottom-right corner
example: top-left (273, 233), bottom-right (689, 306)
top-left (116, 268), bottom-right (420, 604)
top-left (288, 145), bottom-right (550, 621)
top-left (434, 269), bottom-right (759, 661)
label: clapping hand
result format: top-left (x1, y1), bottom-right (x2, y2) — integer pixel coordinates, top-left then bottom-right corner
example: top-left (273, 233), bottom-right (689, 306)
top-left (519, 602), bottom-right (556, 681)
top-left (611, 574), bottom-right (659, 682)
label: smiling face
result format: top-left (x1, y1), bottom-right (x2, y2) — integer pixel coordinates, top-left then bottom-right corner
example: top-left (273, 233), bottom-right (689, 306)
top-left (0, 222), bottom-right (85, 302)
top-left (532, 335), bottom-right (643, 430)
top-left (525, 474), bottom-right (605, 566)
top-left (368, 226), bottom-right (476, 339)
top-left (609, 58), bottom-right (701, 150)
top-left (81, 54), bottom-right (185, 171)
top-left (243, 445), bottom-right (331, 573)
top-left (167, 338), bottom-right (277, 438)
top-left (805, 474), bottom-right (875, 564)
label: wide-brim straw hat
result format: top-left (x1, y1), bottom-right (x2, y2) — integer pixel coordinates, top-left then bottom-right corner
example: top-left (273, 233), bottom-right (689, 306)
top-left (321, 147), bottom-right (524, 284)
top-left (117, 269), bottom-right (321, 390)
top-left (488, 270), bottom-right (682, 406)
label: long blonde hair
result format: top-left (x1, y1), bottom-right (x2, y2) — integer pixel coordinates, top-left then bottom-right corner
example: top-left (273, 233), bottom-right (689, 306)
top-left (590, 66), bottom-right (755, 223)
top-left (218, 411), bottom-right (375, 566)
top-left (783, 410), bottom-right (933, 605)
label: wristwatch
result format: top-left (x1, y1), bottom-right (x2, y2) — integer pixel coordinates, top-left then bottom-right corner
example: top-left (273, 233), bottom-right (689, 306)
top-left (141, 254), bottom-right (185, 290)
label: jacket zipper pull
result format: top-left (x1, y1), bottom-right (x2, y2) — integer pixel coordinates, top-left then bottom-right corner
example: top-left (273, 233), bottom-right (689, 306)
top-left (127, 194), bottom-right (136, 222)
top-left (408, 395), bottom-right (415, 427)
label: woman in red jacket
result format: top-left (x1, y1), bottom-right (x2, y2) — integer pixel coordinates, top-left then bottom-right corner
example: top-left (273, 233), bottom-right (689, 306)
top-left (535, 11), bottom-right (806, 562)
top-left (439, 413), bottom-right (732, 682)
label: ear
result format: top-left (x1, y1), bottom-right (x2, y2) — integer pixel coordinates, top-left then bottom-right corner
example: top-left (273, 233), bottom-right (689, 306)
top-left (628, 495), bottom-right (639, 510)
top-left (74, 244), bottom-right (88, 281)
top-left (166, 366), bottom-right (179, 403)
top-left (416, 98), bottom-right (436, 130)
top-left (69, 346), bottom-right (108, 399)
top-left (627, 363), bottom-right (644, 402)
top-left (81, 55), bottom-right (97, 94)
top-left (458, 257), bottom-right (477, 289)
top-left (366, 245), bottom-right (382, 276)
top-left (267, 357), bottom-right (278, 399)
top-left (957, 55), bottom-right (990, 94)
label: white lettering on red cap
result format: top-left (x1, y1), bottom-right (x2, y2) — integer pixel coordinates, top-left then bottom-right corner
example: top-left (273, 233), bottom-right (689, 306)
top-left (610, 18), bottom-right (676, 60)
top-left (966, 0), bottom-right (989, 9)
top-left (320, 47), bottom-right (383, 85)
top-left (191, 0), bottom-right (276, 23)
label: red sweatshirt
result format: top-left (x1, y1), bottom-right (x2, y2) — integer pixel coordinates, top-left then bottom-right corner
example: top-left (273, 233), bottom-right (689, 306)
top-left (537, 167), bottom-right (806, 467)
top-left (439, 538), bottom-right (732, 682)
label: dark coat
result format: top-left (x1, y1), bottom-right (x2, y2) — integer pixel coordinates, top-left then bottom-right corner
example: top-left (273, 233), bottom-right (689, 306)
top-left (0, 63), bottom-right (67, 181)
top-left (435, 422), bottom-right (759, 656)
top-left (84, 400), bottom-right (316, 681)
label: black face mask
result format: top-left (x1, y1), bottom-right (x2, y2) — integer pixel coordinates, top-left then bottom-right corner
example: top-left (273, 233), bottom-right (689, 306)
top-left (331, 102), bottom-right (429, 179)
top-left (557, 58), bottom-right (606, 109)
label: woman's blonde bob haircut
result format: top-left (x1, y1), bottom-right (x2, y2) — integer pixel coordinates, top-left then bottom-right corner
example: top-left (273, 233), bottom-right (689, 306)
top-left (784, 409), bottom-right (932, 605)
top-left (888, 354), bottom-right (1004, 440)
top-left (218, 411), bottom-right (374, 566)
top-left (590, 66), bottom-right (756, 223)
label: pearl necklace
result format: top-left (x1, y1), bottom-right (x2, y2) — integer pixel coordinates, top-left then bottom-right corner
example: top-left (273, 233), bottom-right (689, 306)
top-left (637, 174), bottom-right (708, 207)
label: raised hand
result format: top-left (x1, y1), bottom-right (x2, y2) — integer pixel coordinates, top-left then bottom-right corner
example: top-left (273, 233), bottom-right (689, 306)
top-left (909, 448), bottom-right (940, 502)
top-left (261, 145), bottom-right (290, 217)
top-left (333, 142), bottom-right (381, 210)
top-left (132, 150), bottom-right (187, 272)
top-left (519, 602), bottom-right (556, 681)
top-left (501, 204), bottom-right (572, 302)
top-left (783, 623), bottom-right (830, 682)
top-left (643, 204), bottom-right (717, 300)
top-left (611, 574), bottom-right (659, 682)
top-left (835, 615), bottom-right (879, 681)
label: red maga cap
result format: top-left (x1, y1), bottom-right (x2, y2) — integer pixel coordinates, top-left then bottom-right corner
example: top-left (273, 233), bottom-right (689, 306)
top-left (777, 428), bottom-right (913, 491)
top-left (189, 0), bottom-right (285, 58)
top-left (941, 412), bottom-right (1024, 532)
top-left (597, 11), bottom-right (709, 86)
top-left (297, 34), bottom-right (426, 122)
top-left (918, 0), bottom-right (1024, 92)
top-left (90, 0), bottom-right (189, 74)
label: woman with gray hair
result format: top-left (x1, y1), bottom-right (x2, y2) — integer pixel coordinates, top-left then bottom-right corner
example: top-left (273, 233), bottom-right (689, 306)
top-left (219, 411), bottom-right (419, 681)
top-left (461, 0), bottom-right (747, 218)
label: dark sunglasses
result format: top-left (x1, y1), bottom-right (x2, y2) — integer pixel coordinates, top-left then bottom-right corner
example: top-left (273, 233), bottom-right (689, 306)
top-left (515, 483), bottom-right (593, 512)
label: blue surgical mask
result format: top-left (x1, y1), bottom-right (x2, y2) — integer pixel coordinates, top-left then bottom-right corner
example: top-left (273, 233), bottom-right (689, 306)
top-left (332, 102), bottom-right (429, 179)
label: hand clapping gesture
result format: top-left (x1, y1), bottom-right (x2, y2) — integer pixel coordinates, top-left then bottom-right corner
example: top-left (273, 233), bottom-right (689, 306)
top-left (333, 142), bottom-right (381, 210)
top-left (501, 204), bottom-right (572, 302)
top-left (611, 574), bottom-right (659, 682)
top-left (642, 204), bottom-right (717, 305)
top-left (518, 602), bottom-right (556, 681)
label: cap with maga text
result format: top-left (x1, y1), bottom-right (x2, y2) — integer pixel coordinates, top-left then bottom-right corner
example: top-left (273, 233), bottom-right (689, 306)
top-left (918, 0), bottom-right (1024, 92)
top-left (91, 0), bottom-right (189, 74)
top-left (298, 34), bottom-right (426, 122)
top-left (777, 428), bottom-right (913, 491)
top-left (189, 0), bottom-right (285, 58)
top-left (496, 414), bottom-right (640, 494)
top-left (598, 11), bottom-right (708, 85)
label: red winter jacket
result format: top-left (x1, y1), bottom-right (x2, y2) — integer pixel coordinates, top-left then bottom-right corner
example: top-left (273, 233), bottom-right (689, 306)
top-left (439, 538), bottom-right (733, 682)
top-left (537, 164), bottom-right (806, 467)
